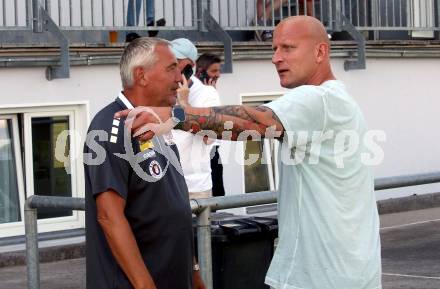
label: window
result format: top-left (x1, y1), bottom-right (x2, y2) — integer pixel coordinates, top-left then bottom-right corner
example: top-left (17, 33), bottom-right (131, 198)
top-left (0, 104), bottom-right (87, 238)
top-left (241, 93), bottom-right (282, 195)
top-left (244, 140), bottom-right (270, 193)
top-left (30, 115), bottom-right (73, 219)
top-left (0, 116), bottom-right (25, 226)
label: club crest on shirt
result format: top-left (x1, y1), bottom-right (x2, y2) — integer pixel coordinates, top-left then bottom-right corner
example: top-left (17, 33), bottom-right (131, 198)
top-left (149, 160), bottom-right (163, 179)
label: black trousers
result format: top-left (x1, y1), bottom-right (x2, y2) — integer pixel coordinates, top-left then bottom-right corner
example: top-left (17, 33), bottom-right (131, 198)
top-left (210, 146), bottom-right (225, 197)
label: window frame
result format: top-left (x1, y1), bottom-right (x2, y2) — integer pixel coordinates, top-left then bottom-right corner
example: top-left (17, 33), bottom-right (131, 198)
top-left (0, 102), bottom-right (87, 237)
top-left (24, 111), bottom-right (81, 227)
top-left (0, 115), bottom-right (26, 236)
top-left (240, 93), bottom-right (282, 188)
top-left (240, 92), bottom-right (283, 214)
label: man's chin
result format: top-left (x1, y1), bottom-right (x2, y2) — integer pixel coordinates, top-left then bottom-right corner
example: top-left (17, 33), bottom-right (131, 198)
top-left (280, 80), bottom-right (297, 89)
top-left (168, 95), bottom-right (177, 106)
top-left (280, 80), bottom-right (290, 89)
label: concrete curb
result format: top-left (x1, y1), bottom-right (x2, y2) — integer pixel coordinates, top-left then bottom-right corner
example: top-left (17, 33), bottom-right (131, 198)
top-left (377, 192), bottom-right (440, 215)
top-left (0, 243), bottom-right (85, 268)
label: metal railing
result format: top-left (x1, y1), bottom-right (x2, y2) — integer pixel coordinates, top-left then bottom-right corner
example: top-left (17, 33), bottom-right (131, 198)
top-left (3, 0), bottom-right (438, 33)
top-left (32, 0), bottom-right (198, 30)
top-left (0, 0), bottom-right (32, 30)
top-left (208, 0), bottom-right (440, 32)
top-left (208, 0), bottom-right (332, 30)
top-left (318, 0), bottom-right (440, 32)
top-left (25, 171), bottom-right (440, 289)
top-left (1, 0), bottom-right (438, 78)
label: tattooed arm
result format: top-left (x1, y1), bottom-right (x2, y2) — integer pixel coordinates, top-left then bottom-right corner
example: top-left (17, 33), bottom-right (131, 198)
top-left (115, 105), bottom-right (284, 141)
top-left (181, 105), bottom-right (284, 140)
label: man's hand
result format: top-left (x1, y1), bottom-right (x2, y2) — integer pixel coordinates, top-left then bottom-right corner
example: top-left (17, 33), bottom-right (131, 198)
top-left (177, 74), bottom-right (190, 107)
top-left (116, 107), bottom-right (172, 141)
top-left (205, 77), bottom-right (217, 88)
top-left (192, 270), bottom-right (206, 289)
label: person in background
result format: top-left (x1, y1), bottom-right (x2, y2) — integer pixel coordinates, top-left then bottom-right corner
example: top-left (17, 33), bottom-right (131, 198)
top-left (195, 53), bottom-right (225, 197)
top-left (171, 39), bottom-right (221, 199)
top-left (126, 0), bottom-right (166, 41)
top-left (195, 53), bottom-right (222, 88)
top-left (255, 0), bottom-right (314, 41)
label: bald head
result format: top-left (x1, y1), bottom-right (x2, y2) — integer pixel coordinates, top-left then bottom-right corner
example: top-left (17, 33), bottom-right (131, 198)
top-left (276, 16), bottom-right (329, 46)
top-left (271, 16), bottom-right (335, 88)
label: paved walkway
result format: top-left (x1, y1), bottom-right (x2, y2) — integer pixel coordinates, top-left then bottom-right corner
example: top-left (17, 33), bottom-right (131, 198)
top-left (381, 207), bottom-right (440, 289)
top-left (1, 207), bottom-right (440, 289)
top-left (0, 258), bottom-right (85, 289)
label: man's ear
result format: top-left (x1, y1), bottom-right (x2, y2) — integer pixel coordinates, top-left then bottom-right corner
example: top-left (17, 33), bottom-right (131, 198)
top-left (134, 67), bottom-right (148, 86)
top-left (315, 43), bottom-right (328, 64)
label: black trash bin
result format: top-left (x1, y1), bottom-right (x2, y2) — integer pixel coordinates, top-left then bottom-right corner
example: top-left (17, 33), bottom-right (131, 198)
top-left (194, 213), bottom-right (278, 289)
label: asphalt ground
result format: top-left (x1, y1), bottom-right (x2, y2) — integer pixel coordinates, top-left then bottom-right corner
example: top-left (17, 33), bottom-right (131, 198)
top-left (1, 207), bottom-right (440, 289)
top-left (381, 207), bottom-right (440, 289)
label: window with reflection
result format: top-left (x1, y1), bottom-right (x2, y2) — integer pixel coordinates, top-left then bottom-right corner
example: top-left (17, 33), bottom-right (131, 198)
top-left (31, 116), bottom-right (73, 219)
top-left (0, 119), bottom-right (21, 224)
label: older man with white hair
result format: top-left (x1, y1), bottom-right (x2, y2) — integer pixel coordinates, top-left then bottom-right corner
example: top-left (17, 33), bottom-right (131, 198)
top-left (84, 37), bottom-right (205, 289)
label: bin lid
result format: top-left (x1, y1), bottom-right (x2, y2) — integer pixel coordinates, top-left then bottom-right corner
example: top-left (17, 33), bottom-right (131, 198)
top-left (211, 216), bottom-right (263, 242)
top-left (248, 216), bottom-right (278, 232)
top-left (193, 213), bottom-right (278, 242)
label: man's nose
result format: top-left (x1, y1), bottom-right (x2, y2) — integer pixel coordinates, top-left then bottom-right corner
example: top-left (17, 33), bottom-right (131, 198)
top-left (176, 70), bottom-right (183, 82)
top-left (272, 49), bottom-right (283, 64)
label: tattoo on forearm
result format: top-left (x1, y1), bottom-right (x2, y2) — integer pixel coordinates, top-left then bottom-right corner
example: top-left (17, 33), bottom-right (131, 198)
top-left (268, 109), bottom-right (282, 124)
top-left (182, 105), bottom-right (283, 140)
top-left (212, 106), bottom-right (255, 121)
top-left (255, 106), bottom-right (268, 112)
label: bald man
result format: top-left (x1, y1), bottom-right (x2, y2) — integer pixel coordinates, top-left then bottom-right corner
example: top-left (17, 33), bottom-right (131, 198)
top-left (117, 16), bottom-right (382, 289)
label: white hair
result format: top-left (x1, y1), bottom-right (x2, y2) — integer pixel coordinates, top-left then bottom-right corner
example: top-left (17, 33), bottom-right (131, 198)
top-left (120, 37), bottom-right (170, 88)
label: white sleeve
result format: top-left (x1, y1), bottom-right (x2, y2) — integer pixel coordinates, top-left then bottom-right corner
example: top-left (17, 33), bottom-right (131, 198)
top-left (192, 86), bottom-right (221, 107)
top-left (263, 86), bottom-right (325, 149)
top-left (190, 86), bottom-right (221, 146)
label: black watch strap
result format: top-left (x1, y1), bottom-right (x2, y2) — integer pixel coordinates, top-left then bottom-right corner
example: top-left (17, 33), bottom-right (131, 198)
top-left (172, 105), bottom-right (186, 129)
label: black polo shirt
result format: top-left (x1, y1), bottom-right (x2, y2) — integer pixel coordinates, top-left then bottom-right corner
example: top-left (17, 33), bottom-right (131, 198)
top-left (84, 97), bottom-right (194, 289)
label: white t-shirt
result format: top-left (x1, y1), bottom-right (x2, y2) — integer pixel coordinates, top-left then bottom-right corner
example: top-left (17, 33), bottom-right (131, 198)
top-left (263, 80), bottom-right (382, 289)
top-left (173, 76), bottom-right (221, 193)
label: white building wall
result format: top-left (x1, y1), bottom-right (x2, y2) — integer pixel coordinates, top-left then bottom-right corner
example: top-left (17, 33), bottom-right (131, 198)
top-left (1, 57), bottom-right (439, 201)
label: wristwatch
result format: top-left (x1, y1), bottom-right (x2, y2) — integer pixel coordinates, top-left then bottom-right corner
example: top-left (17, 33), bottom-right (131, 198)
top-left (171, 105), bottom-right (186, 129)
top-left (193, 263), bottom-right (200, 271)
